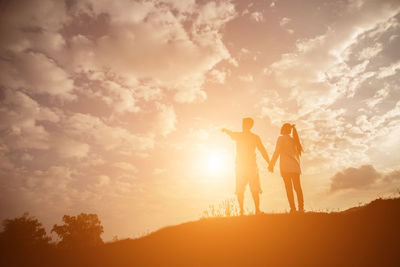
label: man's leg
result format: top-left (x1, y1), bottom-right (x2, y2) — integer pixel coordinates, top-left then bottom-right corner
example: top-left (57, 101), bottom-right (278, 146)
top-left (292, 174), bottom-right (304, 212)
top-left (236, 166), bottom-right (247, 215)
top-left (237, 192), bottom-right (244, 215)
top-left (249, 169), bottom-right (262, 214)
top-left (282, 174), bottom-right (296, 212)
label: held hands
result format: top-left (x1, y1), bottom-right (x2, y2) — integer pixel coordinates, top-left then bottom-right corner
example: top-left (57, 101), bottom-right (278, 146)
top-left (267, 164), bottom-right (274, 173)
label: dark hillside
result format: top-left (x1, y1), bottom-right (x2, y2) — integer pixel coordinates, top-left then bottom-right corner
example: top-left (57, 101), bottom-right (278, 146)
top-left (55, 197), bottom-right (400, 267)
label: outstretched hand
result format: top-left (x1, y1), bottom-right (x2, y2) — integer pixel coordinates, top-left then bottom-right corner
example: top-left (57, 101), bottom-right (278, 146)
top-left (221, 128), bottom-right (228, 134)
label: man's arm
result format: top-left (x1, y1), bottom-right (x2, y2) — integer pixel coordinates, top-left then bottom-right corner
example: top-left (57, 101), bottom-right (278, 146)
top-left (268, 137), bottom-right (281, 172)
top-left (221, 128), bottom-right (240, 140)
top-left (256, 136), bottom-right (270, 164)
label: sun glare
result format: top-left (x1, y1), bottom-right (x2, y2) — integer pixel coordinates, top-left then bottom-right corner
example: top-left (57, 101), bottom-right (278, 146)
top-left (202, 150), bottom-right (231, 177)
top-left (205, 155), bottom-right (224, 172)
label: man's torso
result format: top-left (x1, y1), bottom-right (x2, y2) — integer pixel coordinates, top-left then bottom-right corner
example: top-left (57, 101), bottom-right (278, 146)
top-left (235, 132), bottom-right (260, 167)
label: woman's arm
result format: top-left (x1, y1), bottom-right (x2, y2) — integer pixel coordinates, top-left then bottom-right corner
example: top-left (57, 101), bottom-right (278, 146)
top-left (268, 137), bottom-right (281, 172)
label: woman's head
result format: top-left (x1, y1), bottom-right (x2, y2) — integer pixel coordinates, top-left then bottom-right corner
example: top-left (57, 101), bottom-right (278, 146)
top-left (281, 123), bottom-right (303, 156)
top-left (280, 123), bottom-right (292, 135)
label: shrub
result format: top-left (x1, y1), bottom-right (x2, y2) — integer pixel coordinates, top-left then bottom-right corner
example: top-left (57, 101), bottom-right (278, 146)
top-left (0, 213), bottom-right (52, 266)
top-left (0, 213), bottom-right (51, 249)
top-left (52, 213), bottom-right (103, 249)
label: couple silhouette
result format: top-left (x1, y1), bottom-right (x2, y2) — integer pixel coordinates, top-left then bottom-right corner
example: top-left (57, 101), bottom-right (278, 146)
top-left (222, 118), bottom-right (304, 215)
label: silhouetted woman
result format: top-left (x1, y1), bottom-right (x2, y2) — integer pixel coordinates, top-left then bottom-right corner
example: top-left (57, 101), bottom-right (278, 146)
top-left (268, 123), bottom-right (304, 213)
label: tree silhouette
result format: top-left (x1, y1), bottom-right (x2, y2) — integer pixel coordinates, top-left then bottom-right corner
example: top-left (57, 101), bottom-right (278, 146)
top-left (0, 213), bottom-right (52, 266)
top-left (0, 212), bottom-right (51, 249)
top-left (52, 213), bottom-right (104, 249)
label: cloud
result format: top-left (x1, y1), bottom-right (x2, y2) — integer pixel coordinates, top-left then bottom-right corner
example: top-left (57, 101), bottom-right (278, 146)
top-left (113, 162), bottom-right (138, 173)
top-left (377, 60), bottom-right (400, 78)
top-left (269, 1), bottom-right (400, 111)
top-left (154, 104), bottom-right (177, 137)
top-left (0, 0), bottom-right (68, 54)
top-left (0, 52), bottom-right (75, 100)
top-left (279, 17), bottom-right (291, 27)
top-left (330, 165), bottom-right (381, 192)
top-left (208, 69), bottom-right (227, 84)
top-left (64, 113), bottom-right (154, 155)
top-left (21, 153), bottom-right (34, 161)
top-left (258, 0), bottom-right (400, 180)
top-left (358, 43), bottom-right (383, 60)
top-left (153, 168), bottom-right (167, 175)
top-left (26, 166), bottom-right (74, 192)
top-left (238, 74), bottom-right (254, 82)
top-left (55, 138), bottom-right (90, 159)
top-left (66, 0), bottom-right (237, 103)
top-left (172, 75), bottom-right (207, 103)
top-left (0, 1), bottom-right (238, 235)
top-left (0, 145), bottom-right (15, 172)
top-left (365, 86), bottom-right (389, 108)
top-left (96, 175), bottom-right (111, 187)
top-left (250, 12), bottom-right (263, 22)
top-left (279, 17), bottom-right (293, 34)
top-left (329, 164), bottom-right (400, 194)
top-left (101, 80), bottom-right (140, 114)
top-left (384, 169), bottom-right (400, 184)
top-left (0, 1), bottom-right (74, 102)
top-left (0, 89), bottom-right (59, 150)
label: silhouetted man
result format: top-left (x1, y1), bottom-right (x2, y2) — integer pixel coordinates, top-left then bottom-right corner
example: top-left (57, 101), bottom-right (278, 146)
top-left (222, 118), bottom-right (270, 215)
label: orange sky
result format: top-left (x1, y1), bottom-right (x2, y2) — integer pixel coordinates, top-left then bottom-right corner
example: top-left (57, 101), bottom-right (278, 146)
top-left (1, 0), bottom-right (400, 240)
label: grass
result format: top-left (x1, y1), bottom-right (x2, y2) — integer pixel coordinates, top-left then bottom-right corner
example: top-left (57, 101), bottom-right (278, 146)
top-left (200, 198), bottom-right (241, 218)
top-left (46, 196), bottom-right (400, 267)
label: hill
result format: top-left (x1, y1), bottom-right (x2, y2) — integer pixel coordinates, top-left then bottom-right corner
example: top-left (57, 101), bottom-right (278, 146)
top-left (54, 197), bottom-right (400, 267)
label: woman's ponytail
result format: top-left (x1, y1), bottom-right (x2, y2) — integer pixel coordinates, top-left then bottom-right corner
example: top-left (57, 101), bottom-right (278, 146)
top-left (292, 124), bottom-right (303, 156)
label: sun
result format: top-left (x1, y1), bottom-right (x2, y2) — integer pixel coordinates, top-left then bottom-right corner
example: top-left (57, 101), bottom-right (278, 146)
top-left (202, 150), bottom-right (231, 176)
top-left (205, 154), bottom-right (224, 173)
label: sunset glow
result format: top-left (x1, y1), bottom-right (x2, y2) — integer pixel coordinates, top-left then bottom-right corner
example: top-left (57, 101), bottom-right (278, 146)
top-left (205, 155), bottom-right (224, 173)
top-left (203, 150), bottom-right (230, 177)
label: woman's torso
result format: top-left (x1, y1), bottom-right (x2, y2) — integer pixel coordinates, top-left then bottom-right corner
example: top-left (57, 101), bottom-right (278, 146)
top-left (278, 135), bottom-right (301, 174)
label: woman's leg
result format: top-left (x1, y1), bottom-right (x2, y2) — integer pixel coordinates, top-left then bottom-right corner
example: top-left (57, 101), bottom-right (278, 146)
top-left (282, 173), bottom-right (296, 212)
top-left (292, 173), bottom-right (304, 211)
top-left (251, 190), bottom-right (260, 214)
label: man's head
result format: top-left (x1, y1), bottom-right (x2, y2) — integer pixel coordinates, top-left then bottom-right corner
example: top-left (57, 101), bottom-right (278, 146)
top-left (242, 117), bottom-right (254, 131)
